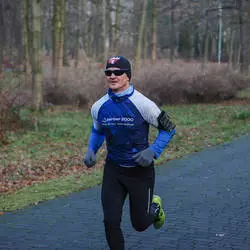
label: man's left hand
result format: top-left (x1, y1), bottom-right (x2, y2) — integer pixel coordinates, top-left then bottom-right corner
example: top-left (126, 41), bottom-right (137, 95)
top-left (132, 147), bottom-right (155, 167)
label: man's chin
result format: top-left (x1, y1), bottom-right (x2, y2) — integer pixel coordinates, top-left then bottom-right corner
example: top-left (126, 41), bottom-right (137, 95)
top-left (108, 84), bottom-right (118, 90)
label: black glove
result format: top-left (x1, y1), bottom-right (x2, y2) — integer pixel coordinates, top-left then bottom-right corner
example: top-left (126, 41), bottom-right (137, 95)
top-left (132, 147), bottom-right (155, 167)
top-left (83, 149), bottom-right (96, 168)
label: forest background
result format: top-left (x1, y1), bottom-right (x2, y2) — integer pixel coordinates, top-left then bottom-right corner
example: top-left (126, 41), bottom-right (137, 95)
top-left (0, 0), bottom-right (250, 211)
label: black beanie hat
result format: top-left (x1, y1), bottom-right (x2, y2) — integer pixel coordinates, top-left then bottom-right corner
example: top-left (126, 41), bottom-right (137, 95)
top-left (106, 56), bottom-right (131, 80)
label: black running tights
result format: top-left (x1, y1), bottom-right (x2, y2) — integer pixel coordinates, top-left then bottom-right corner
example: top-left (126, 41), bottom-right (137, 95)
top-left (101, 159), bottom-right (155, 250)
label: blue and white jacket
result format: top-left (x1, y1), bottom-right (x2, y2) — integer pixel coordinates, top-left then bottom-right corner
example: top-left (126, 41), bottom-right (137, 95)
top-left (88, 85), bottom-right (176, 167)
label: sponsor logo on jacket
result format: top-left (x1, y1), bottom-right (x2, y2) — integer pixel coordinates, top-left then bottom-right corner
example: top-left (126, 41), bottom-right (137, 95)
top-left (102, 117), bottom-right (134, 126)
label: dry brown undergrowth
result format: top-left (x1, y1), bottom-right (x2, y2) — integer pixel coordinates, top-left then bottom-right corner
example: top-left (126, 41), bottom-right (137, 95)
top-left (1, 59), bottom-right (249, 194)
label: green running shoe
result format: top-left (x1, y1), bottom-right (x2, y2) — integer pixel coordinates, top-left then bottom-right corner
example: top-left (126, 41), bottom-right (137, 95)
top-left (152, 195), bottom-right (165, 229)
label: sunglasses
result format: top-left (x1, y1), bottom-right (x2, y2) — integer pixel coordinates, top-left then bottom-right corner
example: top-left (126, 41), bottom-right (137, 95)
top-left (104, 69), bottom-right (128, 76)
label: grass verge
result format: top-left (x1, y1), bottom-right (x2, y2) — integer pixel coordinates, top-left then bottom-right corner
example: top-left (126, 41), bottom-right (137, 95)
top-left (0, 101), bottom-right (250, 212)
top-left (0, 168), bottom-right (102, 211)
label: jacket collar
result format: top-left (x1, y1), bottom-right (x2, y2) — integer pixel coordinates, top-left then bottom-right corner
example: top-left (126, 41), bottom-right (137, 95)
top-left (108, 85), bottom-right (134, 102)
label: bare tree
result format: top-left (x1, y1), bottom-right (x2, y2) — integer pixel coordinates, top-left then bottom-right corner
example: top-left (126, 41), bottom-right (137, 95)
top-left (201, 0), bottom-right (210, 70)
top-left (151, 0), bottom-right (157, 63)
top-left (31, 0), bottom-right (43, 111)
top-left (53, 0), bottom-right (65, 84)
top-left (24, 0), bottom-right (31, 86)
top-left (237, 0), bottom-right (249, 74)
top-left (170, 0), bottom-right (175, 62)
top-left (114, 0), bottom-right (120, 54)
top-left (0, 1), bottom-right (4, 74)
top-left (135, 0), bottom-right (148, 69)
top-left (63, 0), bottom-right (69, 66)
top-left (103, 0), bottom-right (107, 61)
top-left (75, 0), bottom-right (81, 68)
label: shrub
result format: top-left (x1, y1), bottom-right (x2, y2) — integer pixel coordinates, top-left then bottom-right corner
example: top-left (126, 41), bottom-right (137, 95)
top-left (232, 110), bottom-right (250, 120)
top-left (44, 63), bottom-right (106, 108)
top-left (0, 78), bottom-right (32, 144)
top-left (42, 59), bottom-right (250, 107)
top-left (133, 60), bottom-right (250, 105)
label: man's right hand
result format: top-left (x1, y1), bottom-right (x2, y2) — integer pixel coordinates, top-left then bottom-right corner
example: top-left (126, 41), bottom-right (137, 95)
top-left (83, 149), bottom-right (96, 168)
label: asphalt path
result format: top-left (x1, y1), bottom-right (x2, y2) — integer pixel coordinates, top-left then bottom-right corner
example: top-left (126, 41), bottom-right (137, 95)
top-left (0, 135), bottom-right (250, 250)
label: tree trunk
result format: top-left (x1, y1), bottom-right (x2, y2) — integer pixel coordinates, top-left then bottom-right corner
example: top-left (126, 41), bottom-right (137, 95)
top-left (0, 1), bottom-right (4, 75)
top-left (63, 0), bottom-right (69, 66)
top-left (24, 0), bottom-right (31, 87)
top-left (31, 0), bottom-right (43, 111)
top-left (75, 0), bottom-right (81, 68)
top-left (53, 0), bottom-right (65, 85)
top-left (143, 22), bottom-right (148, 60)
top-left (114, 0), bottom-right (120, 54)
top-left (90, 1), bottom-right (96, 58)
top-left (217, 0), bottom-right (223, 64)
top-left (83, 0), bottom-right (89, 57)
top-left (95, 0), bottom-right (102, 59)
top-left (201, 0), bottom-right (210, 71)
top-left (211, 36), bottom-right (217, 60)
top-left (190, 33), bottom-right (195, 60)
top-left (228, 30), bottom-right (235, 70)
top-left (237, 42), bottom-right (241, 67)
top-left (107, 0), bottom-right (113, 53)
top-left (202, 15), bottom-right (209, 67)
top-left (151, 0), bottom-right (157, 63)
top-left (170, 0), bottom-right (175, 62)
top-left (57, 0), bottom-right (65, 79)
top-left (238, 0), bottom-right (248, 74)
top-left (52, 0), bottom-right (59, 70)
top-left (103, 0), bottom-right (107, 62)
top-left (135, 0), bottom-right (148, 70)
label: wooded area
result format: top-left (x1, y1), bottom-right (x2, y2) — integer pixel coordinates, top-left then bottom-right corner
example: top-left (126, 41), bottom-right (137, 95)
top-left (1, 0), bottom-right (250, 198)
top-left (0, 0), bottom-right (250, 110)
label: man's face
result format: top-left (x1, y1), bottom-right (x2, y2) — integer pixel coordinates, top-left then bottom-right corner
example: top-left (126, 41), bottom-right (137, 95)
top-left (105, 67), bottom-right (130, 93)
